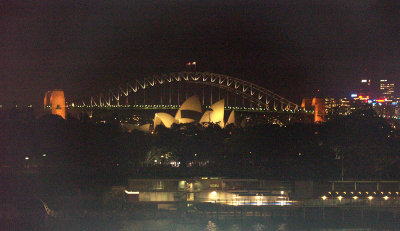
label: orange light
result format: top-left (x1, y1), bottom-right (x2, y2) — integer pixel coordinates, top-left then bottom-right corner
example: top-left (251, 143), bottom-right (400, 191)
top-left (44, 90), bottom-right (66, 119)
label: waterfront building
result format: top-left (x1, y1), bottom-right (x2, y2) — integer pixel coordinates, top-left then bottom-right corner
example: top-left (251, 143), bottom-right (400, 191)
top-left (124, 178), bottom-right (290, 206)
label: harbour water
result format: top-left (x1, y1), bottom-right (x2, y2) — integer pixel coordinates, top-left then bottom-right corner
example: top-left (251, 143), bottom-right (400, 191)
top-left (3, 208), bottom-right (398, 231)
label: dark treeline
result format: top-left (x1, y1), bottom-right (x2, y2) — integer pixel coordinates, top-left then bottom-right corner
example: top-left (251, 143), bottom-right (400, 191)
top-left (1, 108), bottom-right (400, 182)
top-left (1, 108), bottom-right (400, 212)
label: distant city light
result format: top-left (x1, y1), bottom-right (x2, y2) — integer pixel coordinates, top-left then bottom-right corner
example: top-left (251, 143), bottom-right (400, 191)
top-left (124, 190), bottom-right (139, 195)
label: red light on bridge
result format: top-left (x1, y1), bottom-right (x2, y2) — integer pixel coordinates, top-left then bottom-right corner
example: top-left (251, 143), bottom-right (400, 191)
top-left (186, 61), bottom-right (197, 66)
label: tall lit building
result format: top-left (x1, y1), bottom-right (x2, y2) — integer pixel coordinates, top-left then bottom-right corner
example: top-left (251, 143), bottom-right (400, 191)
top-left (379, 80), bottom-right (395, 99)
top-left (325, 98), bottom-right (351, 115)
top-left (359, 79), bottom-right (372, 98)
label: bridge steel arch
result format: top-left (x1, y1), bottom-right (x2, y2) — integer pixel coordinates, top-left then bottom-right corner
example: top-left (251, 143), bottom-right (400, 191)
top-left (70, 72), bottom-right (300, 112)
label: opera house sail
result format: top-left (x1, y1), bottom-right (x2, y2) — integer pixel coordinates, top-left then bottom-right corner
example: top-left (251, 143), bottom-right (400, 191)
top-left (174, 95), bottom-right (202, 124)
top-left (208, 99), bottom-right (225, 128)
top-left (154, 113), bottom-right (176, 129)
top-left (226, 110), bottom-right (235, 127)
top-left (150, 95), bottom-right (235, 130)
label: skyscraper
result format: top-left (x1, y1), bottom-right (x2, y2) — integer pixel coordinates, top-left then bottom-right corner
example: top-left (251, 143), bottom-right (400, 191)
top-left (359, 79), bottom-right (372, 97)
top-left (379, 80), bottom-right (395, 99)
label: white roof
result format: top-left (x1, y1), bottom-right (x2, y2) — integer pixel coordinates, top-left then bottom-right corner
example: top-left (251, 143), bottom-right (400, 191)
top-left (175, 95), bottom-right (202, 121)
top-left (154, 113), bottom-right (176, 128)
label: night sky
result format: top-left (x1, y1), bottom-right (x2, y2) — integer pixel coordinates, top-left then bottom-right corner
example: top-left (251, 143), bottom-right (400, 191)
top-left (1, 0), bottom-right (399, 106)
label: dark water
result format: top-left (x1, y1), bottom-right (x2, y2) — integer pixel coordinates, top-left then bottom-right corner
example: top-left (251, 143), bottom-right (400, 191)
top-left (3, 215), bottom-right (397, 231)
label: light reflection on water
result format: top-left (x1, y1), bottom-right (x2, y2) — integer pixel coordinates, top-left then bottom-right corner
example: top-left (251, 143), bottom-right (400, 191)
top-left (120, 219), bottom-right (286, 231)
top-left (35, 217), bottom-right (391, 231)
top-left (26, 212), bottom-right (396, 231)
top-left (118, 219), bottom-right (381, 231)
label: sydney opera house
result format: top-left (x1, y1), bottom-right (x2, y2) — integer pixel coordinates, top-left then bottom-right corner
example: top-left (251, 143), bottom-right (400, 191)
top-left (125, 95), bottom-right (236, 133)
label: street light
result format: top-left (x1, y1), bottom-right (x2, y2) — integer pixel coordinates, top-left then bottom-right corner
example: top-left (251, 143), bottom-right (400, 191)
top-left (368, 196), bottom-right (373, 207)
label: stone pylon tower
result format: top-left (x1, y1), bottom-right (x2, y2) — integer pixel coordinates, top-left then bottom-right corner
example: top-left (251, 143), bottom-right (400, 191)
top-left (44, 90), bottom-right (66, 119)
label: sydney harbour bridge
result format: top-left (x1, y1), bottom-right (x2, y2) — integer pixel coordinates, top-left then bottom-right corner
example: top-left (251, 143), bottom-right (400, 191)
top-left (45, 72), bottom-right (313, 124)
top-left (68, 72), bottom-right (301, 112)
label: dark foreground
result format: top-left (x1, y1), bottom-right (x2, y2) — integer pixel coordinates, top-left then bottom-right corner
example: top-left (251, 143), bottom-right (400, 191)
top-left (2, 204), bottom-right (399, 231)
